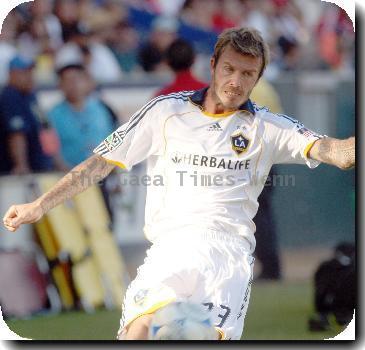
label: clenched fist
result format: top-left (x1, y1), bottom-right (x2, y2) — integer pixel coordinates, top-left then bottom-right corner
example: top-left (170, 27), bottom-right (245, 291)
top-left (2, 202), bottom-right (44, 232)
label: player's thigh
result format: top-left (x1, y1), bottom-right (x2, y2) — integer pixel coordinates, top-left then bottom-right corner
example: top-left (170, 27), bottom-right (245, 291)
top-left (118, 314), bottom-right (154, 340)
top-left (117, 243), bottom-right (198, 338)
top-left (194, 248), bottom-right (255, 340)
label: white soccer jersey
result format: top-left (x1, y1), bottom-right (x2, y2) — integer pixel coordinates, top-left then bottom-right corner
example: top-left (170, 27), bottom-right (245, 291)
top-left (94, 89), bottom-right (322, 252)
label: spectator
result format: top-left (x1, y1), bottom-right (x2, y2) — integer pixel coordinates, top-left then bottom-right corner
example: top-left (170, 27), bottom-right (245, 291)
top-left (250, 78), bottom-right (283, 113)
top-left (180, 0), bottom-right (219, 32)
top-left (270, 0), bottom-right (309, 47)
top-left (0, 11), bottom-right (18, 86)
top-left (107, 21), bottom-right (141, 74)
top-left (151, 0), bottom-right (185, 17)
top-left (155, 38), bottom-right (207, 96)
top-left (47, 64), bottom-right (115, 167)
top-left (0, 56), bottom-right (57, 174)
top-left (54, 0), bottom-right (81, 43)
top-left (78, 0), bottom-right (127, 34)
top-left (213, 0), bottom-right (245, 32)
top-left (29, 0), bottom-right (63, 52)
top-left (316, 4), bottom-right (354, 72)
top-left (55, 25), bottom-right (123, 84)
top-left (241, 0), bottom-right (273, 43)
top-left (47, 63), bottom-right (119, 221)
top-left (138, 16), bottom-right (178, 73)
top-left (277, 35), bottom-right (301, 71)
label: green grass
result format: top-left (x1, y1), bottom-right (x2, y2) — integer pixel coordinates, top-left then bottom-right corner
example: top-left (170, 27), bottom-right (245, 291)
top-left (6, 281), bottom-right (344, 341)
top-left (243, 281), bottom-right (343, 340)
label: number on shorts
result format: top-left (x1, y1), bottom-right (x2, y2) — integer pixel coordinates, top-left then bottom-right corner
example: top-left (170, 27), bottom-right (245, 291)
top-left (217, 304), bottom-right (231, 327)
top-left (202, 302), bottom-right (231, 328)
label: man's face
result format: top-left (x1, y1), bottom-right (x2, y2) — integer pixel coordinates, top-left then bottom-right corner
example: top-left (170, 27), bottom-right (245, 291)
top-left (10, 68), bottom-right (34, 93)
top-left (210, 45), bottom-right (262, 110)
top-left (60, 68), bottom-right (91, 103)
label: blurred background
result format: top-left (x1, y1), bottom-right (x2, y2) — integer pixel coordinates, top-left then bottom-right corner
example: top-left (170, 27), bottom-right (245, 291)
top-left (0, 0), bottom-right (355, 340)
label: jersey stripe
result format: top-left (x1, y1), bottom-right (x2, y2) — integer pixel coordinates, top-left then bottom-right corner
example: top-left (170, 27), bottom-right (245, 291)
top-left (128, 90), bottom-right (194, 127)
top-left (95, 92), bottom-right (194, 156)
top-left (124, 94), bottom-right (190, 136)
top-left (276, 113), bottom-right (300, 125)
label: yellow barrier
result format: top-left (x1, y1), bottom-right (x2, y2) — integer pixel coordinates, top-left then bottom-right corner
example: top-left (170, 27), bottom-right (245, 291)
top-left (0, 173), bottom-right (129, 312)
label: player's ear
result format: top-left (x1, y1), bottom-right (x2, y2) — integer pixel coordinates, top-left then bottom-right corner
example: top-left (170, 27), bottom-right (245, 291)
top-left (210, 57), bottom-right (215, 74)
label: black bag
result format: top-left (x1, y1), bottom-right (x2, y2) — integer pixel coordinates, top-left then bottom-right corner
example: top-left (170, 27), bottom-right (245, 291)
top-left (309, 242), bottom-right (355, 331)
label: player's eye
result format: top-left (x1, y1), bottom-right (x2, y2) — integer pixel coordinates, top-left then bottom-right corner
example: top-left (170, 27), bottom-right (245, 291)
top-left (242, 71), bottom-right (253, 77)
top-left (224, 65), bottom-right (233, 73)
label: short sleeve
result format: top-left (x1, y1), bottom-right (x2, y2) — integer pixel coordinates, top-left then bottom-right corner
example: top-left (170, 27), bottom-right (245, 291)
top-left (271, 114), bottom-right (323, 169)
top-left (0, 93), bottom-right (28, 133)
top-left (93, 98), bottom-right (164, 170)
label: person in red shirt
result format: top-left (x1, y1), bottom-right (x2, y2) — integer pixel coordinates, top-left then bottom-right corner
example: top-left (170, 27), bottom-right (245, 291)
top-left (155, 38), bottom-right (207, 97)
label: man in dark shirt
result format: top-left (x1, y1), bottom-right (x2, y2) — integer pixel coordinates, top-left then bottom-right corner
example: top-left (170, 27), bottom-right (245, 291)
top-left (0, 56), bottom-right (54, 174)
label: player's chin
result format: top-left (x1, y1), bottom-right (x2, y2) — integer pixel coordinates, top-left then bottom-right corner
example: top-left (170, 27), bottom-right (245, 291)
top-left (221, 95), bottom-right (245, 110)
top-left (222, 100), bottom-right (242, 111)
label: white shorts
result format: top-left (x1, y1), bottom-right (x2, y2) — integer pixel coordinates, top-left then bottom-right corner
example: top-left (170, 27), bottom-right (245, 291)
top-left (118, 230), bottom-right (255, 340)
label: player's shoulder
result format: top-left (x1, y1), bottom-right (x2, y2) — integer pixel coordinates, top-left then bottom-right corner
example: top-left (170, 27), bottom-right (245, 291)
top-left (152, 90), bottom-right (195, 109)
top-left (252, 102), bottom-right (302, 130)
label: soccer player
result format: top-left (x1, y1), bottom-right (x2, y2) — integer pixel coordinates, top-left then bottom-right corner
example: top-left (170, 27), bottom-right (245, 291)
top-left (2, 28), bottom-right (355, 340)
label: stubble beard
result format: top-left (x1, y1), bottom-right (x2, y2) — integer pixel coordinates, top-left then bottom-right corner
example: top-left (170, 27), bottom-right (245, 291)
top-left (211, 73), bottom-right (250, 111)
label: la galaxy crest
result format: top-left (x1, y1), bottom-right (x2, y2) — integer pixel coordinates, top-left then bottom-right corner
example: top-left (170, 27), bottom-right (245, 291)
top-left (231, 132), bottom-right (250, 155)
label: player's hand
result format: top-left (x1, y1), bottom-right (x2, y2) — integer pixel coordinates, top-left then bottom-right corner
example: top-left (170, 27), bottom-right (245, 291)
top-left (2, 202), bottom-right (44, 232)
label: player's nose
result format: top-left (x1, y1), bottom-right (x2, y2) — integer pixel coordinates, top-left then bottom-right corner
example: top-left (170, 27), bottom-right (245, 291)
top-left (228, 73), bottom-right (242, 89)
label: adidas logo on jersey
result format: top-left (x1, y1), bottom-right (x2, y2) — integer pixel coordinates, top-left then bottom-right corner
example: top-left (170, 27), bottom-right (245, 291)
top-left (207, 122), bottom-right (222, 131)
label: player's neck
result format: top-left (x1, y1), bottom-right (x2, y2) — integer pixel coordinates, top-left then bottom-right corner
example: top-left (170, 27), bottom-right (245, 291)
top-left (204, 87), bottom-right (236, 114)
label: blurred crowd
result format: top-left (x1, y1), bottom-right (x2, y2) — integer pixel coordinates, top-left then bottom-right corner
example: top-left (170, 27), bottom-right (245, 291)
top-left (0, 0), bottom-right (355, 86)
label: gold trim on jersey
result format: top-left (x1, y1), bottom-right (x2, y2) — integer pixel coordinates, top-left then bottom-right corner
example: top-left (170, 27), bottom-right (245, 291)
top-left (202, 110), bottom-right (237, 118)
top-left (304, 140), bottom-right (318, 159)
top-left (104, 158), bottom-right (127, 169)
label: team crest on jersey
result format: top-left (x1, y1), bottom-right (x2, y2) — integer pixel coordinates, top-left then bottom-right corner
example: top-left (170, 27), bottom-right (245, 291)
top-left (133, 289), bottom-right (149, 305)
top-left (104, 131), bottom-right (123, 151)
top-left (231, 132), bottom-right (250, 155)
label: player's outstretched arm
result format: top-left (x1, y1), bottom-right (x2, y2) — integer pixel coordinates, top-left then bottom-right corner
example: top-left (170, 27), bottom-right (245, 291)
top-left (308, 136), bottom-right (355, 170)
top-left (2, 154), bottom-right (115, 232)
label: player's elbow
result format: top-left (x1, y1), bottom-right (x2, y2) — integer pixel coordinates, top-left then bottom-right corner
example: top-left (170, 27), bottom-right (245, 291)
top-left (337, 157), bottom-right (355, 170)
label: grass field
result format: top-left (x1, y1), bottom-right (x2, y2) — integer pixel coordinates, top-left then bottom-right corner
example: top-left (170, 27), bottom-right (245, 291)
top-left (5, 281), bottom-right (344, 341)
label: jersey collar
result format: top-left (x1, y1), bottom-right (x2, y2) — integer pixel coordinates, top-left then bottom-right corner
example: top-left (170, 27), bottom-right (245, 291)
top-left (188, 87), bottom-right (256, 115)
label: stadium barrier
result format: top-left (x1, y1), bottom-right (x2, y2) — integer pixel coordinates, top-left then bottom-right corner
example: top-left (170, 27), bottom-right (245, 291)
top-left (0, 174), bottom-right (129, 317)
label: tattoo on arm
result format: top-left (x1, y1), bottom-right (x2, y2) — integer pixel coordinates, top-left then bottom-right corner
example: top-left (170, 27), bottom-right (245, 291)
top-left (36, 154), bottom-right (115, 213)
top-left (309, 137), bottom-right (355, 170)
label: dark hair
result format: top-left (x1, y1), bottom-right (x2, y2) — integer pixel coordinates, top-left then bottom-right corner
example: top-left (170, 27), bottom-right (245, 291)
top-left (213, 27), bottom-right (270, 78)
top-left (57, 63), bottom-right (86, 77)
top-left (278, 35), bottom-right (298, 55)
top-left (138, 44), bottom-right (163, 72)
top-left (166, 38), bottom-right (195, 72)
